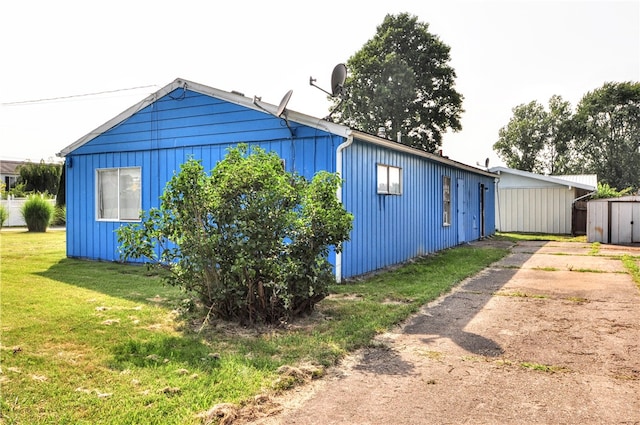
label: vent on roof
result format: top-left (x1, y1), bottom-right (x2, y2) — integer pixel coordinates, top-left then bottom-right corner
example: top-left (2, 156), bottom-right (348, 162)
top-left (231, 90), bottom-right (245, 97)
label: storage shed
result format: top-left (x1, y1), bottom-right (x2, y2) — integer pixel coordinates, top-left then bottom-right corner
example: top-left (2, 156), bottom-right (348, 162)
top-left (57, 78), bottom-right (497, 281)
top-left (490, 167), bottom-right (597, 235)
top-left (587, 196), bottom-right (640, 244)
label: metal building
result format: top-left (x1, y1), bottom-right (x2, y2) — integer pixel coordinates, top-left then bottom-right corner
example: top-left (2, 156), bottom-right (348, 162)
top-left (490, 167), bottom-right (597, 235)
top-left (587, 196), bottom-right (640, 244)
top-left (57, 78), bottom-right (497, 280)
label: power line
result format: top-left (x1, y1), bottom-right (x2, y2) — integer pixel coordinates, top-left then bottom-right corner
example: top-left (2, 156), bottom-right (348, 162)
top-left (2, 84), bottom-right (158, 106)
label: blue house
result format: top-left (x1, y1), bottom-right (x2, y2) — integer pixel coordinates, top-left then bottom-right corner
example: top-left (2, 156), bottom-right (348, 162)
top-left (58, 78), bottom-right (497, 281)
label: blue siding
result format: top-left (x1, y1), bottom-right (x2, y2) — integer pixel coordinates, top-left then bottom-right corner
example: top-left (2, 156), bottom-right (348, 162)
top-left (340, 139), bottom-right (496, 279)
top-left (65, 85), bottom-right (495, 280)
top-left (65, 88), bottom-right (338, 262)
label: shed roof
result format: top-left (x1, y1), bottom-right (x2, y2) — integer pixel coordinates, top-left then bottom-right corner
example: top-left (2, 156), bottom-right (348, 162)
top-left (58, 78), bottom-right (496, 178)
top-left (489, 166), bottom-right (597, 191)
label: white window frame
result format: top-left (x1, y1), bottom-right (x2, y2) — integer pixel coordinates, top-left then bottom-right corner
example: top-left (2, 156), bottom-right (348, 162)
top-left (96, 167), bottom-right (142, 222)
top-left (443, 175), bottom-right (451, 226)
top-left (377, 164), bottom-right (402, 195)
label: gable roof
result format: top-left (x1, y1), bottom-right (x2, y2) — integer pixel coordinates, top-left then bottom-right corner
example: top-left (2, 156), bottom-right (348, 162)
top-left (489, 166), bottom-right (597, 191)
top-left (57, 78), bottom-right (351, 157)
top-left (56, 77), bottom-right (496, 178)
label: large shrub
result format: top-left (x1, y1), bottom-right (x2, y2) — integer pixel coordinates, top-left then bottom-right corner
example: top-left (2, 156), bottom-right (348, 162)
top-left (21, 195), bottom-right (54, 232)
top-left (117, 145), bottom-right (353, 324)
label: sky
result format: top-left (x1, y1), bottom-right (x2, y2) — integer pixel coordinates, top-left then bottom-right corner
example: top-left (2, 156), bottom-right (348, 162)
top-left (1, 0), bottom-right (638, 169)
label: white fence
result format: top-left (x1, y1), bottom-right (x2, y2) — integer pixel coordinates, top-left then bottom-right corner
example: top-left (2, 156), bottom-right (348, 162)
top-left (1, 197), bottom-right (57, 227)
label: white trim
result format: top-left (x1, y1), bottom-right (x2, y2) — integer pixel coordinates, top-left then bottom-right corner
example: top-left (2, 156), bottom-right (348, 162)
top-left (489, 166), bottom-right (596, 191)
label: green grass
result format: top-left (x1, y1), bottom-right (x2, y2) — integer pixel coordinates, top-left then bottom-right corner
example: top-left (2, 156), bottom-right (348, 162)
top-left (622, 255), bottom-right (640, 290)
top-left (495, 232), bottom-right (587, 243)
top-left (0, 231), bottom-right (508, 424)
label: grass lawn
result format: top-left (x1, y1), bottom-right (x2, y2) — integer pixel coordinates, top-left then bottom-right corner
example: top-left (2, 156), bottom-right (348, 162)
top-left (1, 231), bottom-right (508, 424)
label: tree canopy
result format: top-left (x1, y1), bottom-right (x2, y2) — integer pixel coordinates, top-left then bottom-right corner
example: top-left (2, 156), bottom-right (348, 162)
top-left (17, 160), bottom-right (62, 195)
top-left (332, 12), bottom-right (463, 153)
top-left (493, 81), bottom-right (640, 191)
top-left (574, 82), bottom-right (640, 190)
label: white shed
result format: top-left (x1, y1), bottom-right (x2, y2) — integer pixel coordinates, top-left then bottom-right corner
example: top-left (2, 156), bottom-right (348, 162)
top-left (490, 167), bottom-right (597, 235)
top-left (587, 196), bottom-right (640, 244)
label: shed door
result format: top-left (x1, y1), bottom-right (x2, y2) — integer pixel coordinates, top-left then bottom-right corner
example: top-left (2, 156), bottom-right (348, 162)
top-left (611, 202), bottom-right (640, 243)
top-left (457, 178), bottom-right (465, 243)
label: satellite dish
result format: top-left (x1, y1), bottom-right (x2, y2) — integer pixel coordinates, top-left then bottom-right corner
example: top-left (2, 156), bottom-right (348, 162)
top-left (276, 89), bottom-right (293, 117)
top-left (331, 63), bottom-right (347, 96)
top-left (485, 158), bottom-right (490, 168)
top-left (310, 63), bottom-right (347, 98)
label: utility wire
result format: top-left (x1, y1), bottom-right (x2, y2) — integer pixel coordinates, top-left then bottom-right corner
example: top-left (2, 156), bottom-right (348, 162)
top-left (2, 84), bottom-right (158, 106)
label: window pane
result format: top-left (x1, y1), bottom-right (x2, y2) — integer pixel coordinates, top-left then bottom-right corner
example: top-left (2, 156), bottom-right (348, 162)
top-left (98, 170), bottom-right (118, 219)
top-left (443, 176), bottom-right (451, 225)
top-left (119, 168), bottom-right (141, 220)
top-left (389, 167), bottom-right (401, 194)
top-left (377, 164), bottom-right (388, 193)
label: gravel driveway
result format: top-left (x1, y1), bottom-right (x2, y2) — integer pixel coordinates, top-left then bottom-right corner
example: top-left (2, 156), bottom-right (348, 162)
top-left (242, 240), bottom-right (640, 424)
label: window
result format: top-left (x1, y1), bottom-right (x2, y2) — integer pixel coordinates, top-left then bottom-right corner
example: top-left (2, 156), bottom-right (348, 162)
top-left (377, 164), bottom-right (402, 195)
top-left (443, 175), bottom-right (451, 226)
top-left (96, 167), bottom-right (141, 221)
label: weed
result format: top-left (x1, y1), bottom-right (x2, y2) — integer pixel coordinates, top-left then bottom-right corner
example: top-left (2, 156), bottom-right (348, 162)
top-left (520, 362), bottom-right (570, 373)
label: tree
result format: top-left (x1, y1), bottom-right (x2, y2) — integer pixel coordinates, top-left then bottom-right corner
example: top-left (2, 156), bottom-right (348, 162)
top-left (16, 160), bottom-right (62, 195)
top-left (332, 13), bottom-right (463, 153)
top-left (117, 145), bottom-right (353, 325)
top-left (493, 96), bottom-right (578, 175)
top-left (574, 81), bottom-right (640, 191)
top-left (493, 101), bottom-right (548, 172)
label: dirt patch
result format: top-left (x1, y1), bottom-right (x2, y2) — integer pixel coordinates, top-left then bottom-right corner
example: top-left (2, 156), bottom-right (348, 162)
top-left (234, 241), bottom-right (640, 424)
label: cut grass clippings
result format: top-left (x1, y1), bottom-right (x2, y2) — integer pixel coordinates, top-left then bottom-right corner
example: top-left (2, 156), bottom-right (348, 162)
top-left (0, 231), bottom-right (508, 424)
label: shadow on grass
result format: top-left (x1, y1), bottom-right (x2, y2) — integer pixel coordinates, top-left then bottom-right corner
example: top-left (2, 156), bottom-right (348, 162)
top-left (37, 258), bottom-right (185, 307)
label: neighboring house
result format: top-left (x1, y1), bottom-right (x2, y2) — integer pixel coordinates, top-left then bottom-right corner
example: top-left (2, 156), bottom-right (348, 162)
top-left (489, 167), bottom-right (597, 235)
top-left (57, 78), bottom-right (497, 281)
top-left (0, 159), bottom-right (22, 191)
top-left (587, 196), bottom-right (640, 244)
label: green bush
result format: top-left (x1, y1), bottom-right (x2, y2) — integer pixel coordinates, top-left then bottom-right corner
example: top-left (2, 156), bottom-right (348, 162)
top-left (0, 205), bottom-right (8, 229)
top-left (118, 145), bottom-right (353, 325)
top-left (21, 195), bottom-right (54, 232)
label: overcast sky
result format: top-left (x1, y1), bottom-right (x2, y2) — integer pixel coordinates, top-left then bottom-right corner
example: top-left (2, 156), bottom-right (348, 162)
top-left (1, 0), bottom-right (638, 169)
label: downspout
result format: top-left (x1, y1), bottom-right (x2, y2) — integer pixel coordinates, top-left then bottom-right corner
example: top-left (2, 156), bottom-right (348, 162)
top-left (335, 132), bottom-right (354, 283)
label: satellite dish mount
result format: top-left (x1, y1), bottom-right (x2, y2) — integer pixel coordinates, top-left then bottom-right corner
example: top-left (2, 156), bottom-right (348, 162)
top-left (310, 63), bottom-right (347, 121)
top-left (252, 89), bottom-right (295, 137)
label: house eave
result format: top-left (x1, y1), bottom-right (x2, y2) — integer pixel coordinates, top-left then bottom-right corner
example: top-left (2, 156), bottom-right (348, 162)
top-left (57, 78), bottom-right (351, 157)
top-left (352, 130), bottom-right (498, 178)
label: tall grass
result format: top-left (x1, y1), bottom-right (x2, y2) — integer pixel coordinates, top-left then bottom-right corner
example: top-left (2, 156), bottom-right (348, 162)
top-left (0, 231), bottom-right (508, 424)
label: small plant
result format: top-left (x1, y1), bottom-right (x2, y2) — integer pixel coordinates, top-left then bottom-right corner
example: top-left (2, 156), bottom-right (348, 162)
top-left (0, 205), bottom-right (8, 229)
top-left (21, 195), bottom-right (54, 232)
top-left (592, 182), bottom-right (633, 199)
top-left (52, 205), bottom-right (66, 226)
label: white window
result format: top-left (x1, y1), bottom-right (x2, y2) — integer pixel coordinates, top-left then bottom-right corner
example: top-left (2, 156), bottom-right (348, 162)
top-left (96, 167), bottom-right (141, 221)
top-left (377, 164), bottom-right (402, 195)
top-left (443, 175), bottom-right (451, 226)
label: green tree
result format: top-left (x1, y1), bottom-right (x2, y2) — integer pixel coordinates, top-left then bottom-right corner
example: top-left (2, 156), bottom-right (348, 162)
top-left (17, 160), bottom-right (62, 194)
top-left (574, 81), bottom-right (640, 190)
top-left (493, 96), bottom-right (578, 175)
top-left (117, 145), bottom-right (353, 325)
top-left (332, 12), bottom-right (463, 153)
top-left (493, 101), bottom-right (548, 172)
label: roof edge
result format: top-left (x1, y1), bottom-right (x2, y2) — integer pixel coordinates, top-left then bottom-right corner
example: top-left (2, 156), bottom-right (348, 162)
top-left (489, 166), bottom-right (596, 191)
top-left (58, 78), bottom-right (351, 157)
top-left (352, 131), bottom-right (498, 178)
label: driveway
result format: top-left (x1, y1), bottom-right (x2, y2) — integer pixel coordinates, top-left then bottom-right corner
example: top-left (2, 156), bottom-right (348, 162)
top-left (243, 240), bottom-right (640, 424)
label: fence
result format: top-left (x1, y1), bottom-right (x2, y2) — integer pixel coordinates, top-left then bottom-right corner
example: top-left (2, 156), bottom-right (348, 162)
top-left (0, 197), bottom-right (57, 227)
